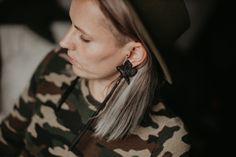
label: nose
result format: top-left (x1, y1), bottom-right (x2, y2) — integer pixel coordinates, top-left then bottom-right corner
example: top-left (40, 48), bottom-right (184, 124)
top-left (59, 26), bottom-right (75, 50)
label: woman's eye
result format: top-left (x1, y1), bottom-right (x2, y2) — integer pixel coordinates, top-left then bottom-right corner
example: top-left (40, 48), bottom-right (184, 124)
top-left (80, 35), bottom-right (90, 43)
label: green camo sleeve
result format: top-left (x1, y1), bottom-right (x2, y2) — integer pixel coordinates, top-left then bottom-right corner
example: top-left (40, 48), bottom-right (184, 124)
top-left (0, 48), bottom-right (59, 156)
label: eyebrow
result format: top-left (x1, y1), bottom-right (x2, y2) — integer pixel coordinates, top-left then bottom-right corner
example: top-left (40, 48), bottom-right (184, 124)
top-left (73, 25), bottom-right (91, 36)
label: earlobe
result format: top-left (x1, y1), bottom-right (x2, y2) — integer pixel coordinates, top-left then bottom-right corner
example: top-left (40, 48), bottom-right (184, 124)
top-left (128, 43), bottom-right (147, 67)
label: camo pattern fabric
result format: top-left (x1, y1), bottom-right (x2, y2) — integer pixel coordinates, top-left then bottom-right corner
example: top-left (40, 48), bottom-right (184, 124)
top-left (0, 48), bottom-right (190, 157)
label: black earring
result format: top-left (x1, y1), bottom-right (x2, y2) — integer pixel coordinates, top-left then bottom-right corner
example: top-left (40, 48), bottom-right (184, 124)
top-left (116, 59), bottom-right (137, 84)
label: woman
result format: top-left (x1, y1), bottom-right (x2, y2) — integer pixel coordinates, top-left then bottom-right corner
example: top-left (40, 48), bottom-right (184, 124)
top-left (0, 0), bottom-right (190, 156)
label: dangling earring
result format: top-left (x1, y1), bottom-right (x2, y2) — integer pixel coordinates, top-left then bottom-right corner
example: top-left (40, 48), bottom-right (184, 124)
top-left (116, 55), bottom-right (137, 84)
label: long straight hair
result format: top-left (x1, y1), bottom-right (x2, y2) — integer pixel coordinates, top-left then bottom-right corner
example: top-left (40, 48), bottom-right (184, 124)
top-left (92, 0), bottom-right (164, 141)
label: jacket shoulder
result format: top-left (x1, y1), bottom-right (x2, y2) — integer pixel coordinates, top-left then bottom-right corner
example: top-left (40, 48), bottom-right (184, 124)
top-left (133, 102), bottom-right (191, 156)
top-left (32, 47), bottom-right (77, 107)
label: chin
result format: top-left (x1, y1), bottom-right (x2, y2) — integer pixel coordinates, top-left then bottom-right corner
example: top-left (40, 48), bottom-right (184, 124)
top-left (72, 66), bottom-right (93, 79)
top-left (72, 66), bottom-right (84, 77)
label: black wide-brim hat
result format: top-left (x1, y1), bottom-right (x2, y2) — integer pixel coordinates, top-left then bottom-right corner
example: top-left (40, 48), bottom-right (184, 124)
top-left (125, 0), bottom-right (190, 84)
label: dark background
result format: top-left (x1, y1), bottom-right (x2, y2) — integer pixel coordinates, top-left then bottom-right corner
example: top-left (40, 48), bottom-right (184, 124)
top-left (0, 0), bottom-right (234, 156)
top-left (164, 0), bottom-right (235, 156)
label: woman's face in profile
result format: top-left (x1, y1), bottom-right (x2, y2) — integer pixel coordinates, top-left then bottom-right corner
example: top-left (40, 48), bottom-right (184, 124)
top-left (60, 0), bottom-right (126, 80)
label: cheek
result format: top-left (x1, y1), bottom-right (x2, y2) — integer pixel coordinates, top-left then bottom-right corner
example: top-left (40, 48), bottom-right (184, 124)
top-left (96, 51), bottom-right (124, 75)
top-left (81, 43), bottom-right (119, 64)
top-left (94, 45), bottom-right (122, 67)
top-left (84, 46), bottom-right (123, 73)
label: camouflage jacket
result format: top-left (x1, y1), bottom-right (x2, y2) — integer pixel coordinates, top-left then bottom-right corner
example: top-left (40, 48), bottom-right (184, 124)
top-left (0, 48), bottom-right (190, 157)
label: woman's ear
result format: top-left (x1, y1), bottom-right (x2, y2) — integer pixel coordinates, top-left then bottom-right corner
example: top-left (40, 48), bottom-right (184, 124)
top-left (124, 41), bottom-right (147, 67)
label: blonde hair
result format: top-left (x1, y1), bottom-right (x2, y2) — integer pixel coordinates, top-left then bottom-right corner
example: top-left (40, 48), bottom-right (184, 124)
top-left (92, 0), bottom-right (163, 141)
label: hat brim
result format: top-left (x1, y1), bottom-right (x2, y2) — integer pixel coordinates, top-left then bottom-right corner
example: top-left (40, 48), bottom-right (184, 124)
top-left (125, 0), bottom-right (190, 84)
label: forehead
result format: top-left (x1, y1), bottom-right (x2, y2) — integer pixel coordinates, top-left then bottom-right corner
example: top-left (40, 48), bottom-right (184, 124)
top-left (70, 0), bottom-right (114, 33)
top-left (70, 0), bottom-right (106, 29)
top-left (69, 0), bottom-right (121, 44)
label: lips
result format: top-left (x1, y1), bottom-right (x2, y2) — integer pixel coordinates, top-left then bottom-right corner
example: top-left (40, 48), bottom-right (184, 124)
top-left (67, 56), bottom-right (77, 65)
top-left (67, 55), bottom-right (83, 70)
top-left (67, 50), bottom-right (82, 69)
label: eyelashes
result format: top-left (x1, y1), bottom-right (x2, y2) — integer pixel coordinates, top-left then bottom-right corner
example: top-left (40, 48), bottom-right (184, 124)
top-left (80, 35), bottom-right (91, 43)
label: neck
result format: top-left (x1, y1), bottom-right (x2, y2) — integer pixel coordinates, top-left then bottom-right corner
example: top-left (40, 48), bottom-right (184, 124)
top-left (87, 74), bottom-right (119, 103)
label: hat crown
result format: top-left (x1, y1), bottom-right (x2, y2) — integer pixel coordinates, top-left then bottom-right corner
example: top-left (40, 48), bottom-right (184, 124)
top-left (128, 0), bottom-right (190, 48)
